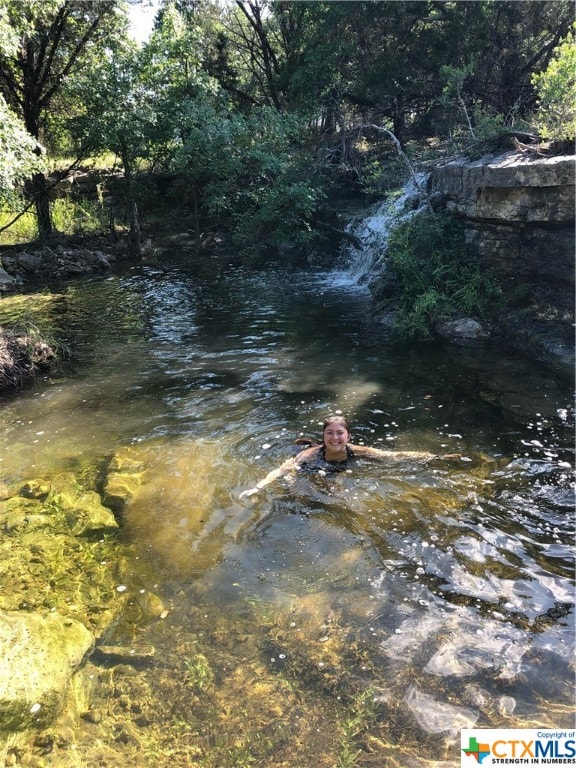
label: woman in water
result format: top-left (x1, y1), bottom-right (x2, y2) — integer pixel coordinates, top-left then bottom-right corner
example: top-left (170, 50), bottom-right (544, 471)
top-left (239, 415), bottom-right (459, 500)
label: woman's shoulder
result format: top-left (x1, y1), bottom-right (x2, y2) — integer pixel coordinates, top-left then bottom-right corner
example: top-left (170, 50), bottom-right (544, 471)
top-left (293, 444), bottom-right (322, 463)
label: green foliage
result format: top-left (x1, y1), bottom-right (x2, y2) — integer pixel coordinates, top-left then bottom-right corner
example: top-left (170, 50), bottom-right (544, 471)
top-left (439, 62), bottom-right (531, 146)
top-left (377, 210), bottom-right (503, 340)
top-left (68, 40), bottom-right (156, 166)
top-left (51, 198), bottom-right (108, 236)
top-left (1, 0), bottom-right (572, 256)
top-left (175, 102), bottom-right (325, 257)
top-left (0, 0), bottom-right (19, 57)
top-left (0, 96), bottom-right (44, 203)
top-left (532, 26), bottom-right (576, 141)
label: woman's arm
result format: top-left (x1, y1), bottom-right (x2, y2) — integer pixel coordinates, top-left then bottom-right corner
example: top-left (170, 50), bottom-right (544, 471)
top-left (350, 444), bottom-right (460, 462)
top-left (239, 446), bottom-right (320, 499)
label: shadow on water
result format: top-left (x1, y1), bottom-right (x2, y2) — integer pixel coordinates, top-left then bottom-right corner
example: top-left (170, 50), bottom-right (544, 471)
top-left (0, 256), bottom-right (573, 767)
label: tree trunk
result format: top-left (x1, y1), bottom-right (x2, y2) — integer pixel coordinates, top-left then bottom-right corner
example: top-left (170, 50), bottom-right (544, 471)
top-left (127, 200), bottom-right (142, 257)
top-left (121, 144), bottom-right (142, 257)
top-left (32, 172), bottom-right (54, 242)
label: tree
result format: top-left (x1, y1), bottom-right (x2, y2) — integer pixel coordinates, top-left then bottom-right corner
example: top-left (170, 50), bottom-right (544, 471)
top-left (69, 1), bottom-right (221, 254)
top-left (207, 0), bottom-right (311, 112)
top-left (69, 41), bottom-right (160, 255)
top-left (0, 0), bottom-right (122, 240)
top-left (0, 95), bottom-right (44, 204)
top-left (0, 1), bottom-right (44, 205)
top-left (532, 26), bottom-right (576, 142)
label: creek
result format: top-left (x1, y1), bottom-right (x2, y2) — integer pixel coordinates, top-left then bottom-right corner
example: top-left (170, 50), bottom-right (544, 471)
top-left (0, 237), bottom-right (574, 766)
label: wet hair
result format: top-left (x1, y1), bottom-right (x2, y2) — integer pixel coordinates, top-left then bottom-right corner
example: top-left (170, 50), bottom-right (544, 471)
top-left (294, 436), bottom-right (319, 448)
top-left (323, 415), bottom-right (350, 432)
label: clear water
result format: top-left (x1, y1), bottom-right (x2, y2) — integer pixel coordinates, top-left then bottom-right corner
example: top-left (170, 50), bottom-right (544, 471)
top-left (0, 256), bottom-right (574, 767)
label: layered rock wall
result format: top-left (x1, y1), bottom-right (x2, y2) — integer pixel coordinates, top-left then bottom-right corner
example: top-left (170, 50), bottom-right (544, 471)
top-left (428, 152), bottom-right (574, 295)
top-left (427, 152), bottom-right (574, 368)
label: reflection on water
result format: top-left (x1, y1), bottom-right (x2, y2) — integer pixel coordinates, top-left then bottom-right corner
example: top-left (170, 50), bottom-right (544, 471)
top-left (0, 257), bottom-right (574, 766)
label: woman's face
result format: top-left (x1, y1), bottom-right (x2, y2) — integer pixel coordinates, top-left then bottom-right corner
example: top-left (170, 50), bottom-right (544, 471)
top-left (323, 422), bottom-right (350, 451)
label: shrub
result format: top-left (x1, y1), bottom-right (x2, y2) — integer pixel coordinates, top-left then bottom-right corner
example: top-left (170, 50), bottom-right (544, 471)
top-left (374, 210), bottom-right (503, 340)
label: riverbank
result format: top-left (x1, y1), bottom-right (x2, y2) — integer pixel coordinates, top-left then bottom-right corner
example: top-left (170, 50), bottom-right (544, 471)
top-left (0, 327), bottom-right (58, 393)
top-left (1, 148), bottom-right (574, 381)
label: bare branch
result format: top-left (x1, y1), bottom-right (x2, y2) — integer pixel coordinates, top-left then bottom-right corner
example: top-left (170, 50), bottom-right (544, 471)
top-left (358, 123), bottom-right (434, 212)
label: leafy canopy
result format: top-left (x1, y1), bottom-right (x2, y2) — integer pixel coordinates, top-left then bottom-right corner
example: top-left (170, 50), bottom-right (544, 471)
top-left (0, 95), bottom-right (44, 202)
top-left (532, 26), bottom-right (576, 141)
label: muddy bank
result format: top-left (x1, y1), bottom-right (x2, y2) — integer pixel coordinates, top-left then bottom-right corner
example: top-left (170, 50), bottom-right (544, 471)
top-left (0, 327), bottom-right (57, 393)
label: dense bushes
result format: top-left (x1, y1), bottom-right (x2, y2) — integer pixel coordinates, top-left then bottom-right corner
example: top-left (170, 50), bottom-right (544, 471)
top-left (372, 211), bottom-right (503, 340)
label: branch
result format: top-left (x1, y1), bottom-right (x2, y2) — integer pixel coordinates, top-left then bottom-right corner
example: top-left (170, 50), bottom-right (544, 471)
top-left (0, 157), bottom-right (84, 237)
top-left (41, 2), bottom-right (115, 109)
top-left (358, 123), bottom-right (434, 212)
top-left (311, 217), bottom-right (363, 249)
top-left (36, 2), bottom-right (70, 97)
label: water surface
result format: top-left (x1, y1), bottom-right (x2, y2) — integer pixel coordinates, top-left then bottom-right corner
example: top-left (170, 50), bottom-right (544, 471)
top-left (0, 255), bottom-right (573, 767)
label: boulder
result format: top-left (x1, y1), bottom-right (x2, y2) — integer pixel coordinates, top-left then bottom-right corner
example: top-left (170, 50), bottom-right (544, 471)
top-left (436, 317), bottom-right (489, 341)
top-left (0, 611), bottom-right (93, 732)
top-left (0, 268), bottom-right (17, 290)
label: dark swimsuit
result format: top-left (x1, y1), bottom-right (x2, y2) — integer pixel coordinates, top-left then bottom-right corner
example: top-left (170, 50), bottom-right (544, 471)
top-left (299, 444), bottom-right (355, 474)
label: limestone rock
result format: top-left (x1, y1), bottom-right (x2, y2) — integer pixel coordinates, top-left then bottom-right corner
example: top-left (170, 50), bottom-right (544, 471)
top-left (47, 474), bottom-right (118, 535)
top-left (436, 317), bottom-right (489, 341)
top-left (0, 611), bottom-right (94, 732)
top-left (103, 446), bottom-right (147, 512)
top-left (429, 152), bottom-right (574, 221)
top-left (428, 151), bottom-right (574, 367)
top-left (428, 152), bottom-right (575, 286)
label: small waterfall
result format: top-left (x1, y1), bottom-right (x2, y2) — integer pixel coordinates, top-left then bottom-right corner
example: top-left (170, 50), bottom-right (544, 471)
top-left (336, 173), bottom-right (429, 287)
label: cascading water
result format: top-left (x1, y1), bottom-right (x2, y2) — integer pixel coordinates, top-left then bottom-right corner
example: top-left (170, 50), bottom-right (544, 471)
top-left (333, 173), bottom-right (429, 287)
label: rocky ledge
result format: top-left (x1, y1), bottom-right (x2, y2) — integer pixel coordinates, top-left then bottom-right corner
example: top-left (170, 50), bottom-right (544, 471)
top-left (0, 452), bottom-right (166, 767)
top-left (0, 242), bottom-right (118, 291)
top-left (428, 151), bottom-right (575, 371)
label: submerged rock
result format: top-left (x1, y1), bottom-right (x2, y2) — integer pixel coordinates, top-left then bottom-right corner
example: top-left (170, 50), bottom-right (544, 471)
top-left (436, 317), bottom-right (489, 342)
top-left (0, 611), bottom-right (93, 732)
top-left (403, 686), bottom-right (478, 737)
top-left (47, 473), bottom-right (118, 535)
top-left (92, 644), bottom-right (156, 666)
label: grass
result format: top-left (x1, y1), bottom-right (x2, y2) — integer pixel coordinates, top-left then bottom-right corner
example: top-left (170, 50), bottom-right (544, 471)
top-left (0, 208), bottom-right (37, 245)
top-left (0, 197), bottom-right (109, 246)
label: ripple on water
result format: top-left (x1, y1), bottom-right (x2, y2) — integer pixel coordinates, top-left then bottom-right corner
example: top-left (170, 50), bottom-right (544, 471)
top-left (0, 259), bottom-right (573, 764)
